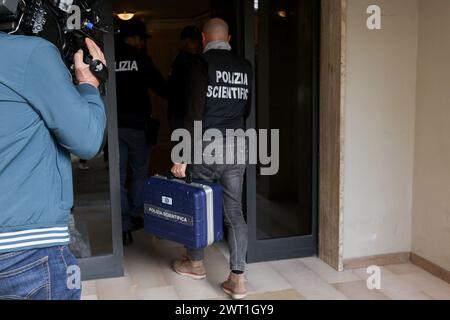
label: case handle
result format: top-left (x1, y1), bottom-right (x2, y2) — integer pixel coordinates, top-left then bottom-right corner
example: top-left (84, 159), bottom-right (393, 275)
top-left (166, 167), bottom-right (193, 184)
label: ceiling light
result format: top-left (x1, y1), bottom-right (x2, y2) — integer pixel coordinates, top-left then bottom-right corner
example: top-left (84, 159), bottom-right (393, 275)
top-left (278, 10), bottom-right (287, 18)
top-left (117, 12), bottom-right (135, 21)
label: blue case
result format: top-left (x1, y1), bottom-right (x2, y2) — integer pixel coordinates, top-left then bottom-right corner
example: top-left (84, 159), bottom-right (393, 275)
top-left (143, 175), bottom-right (223, 249)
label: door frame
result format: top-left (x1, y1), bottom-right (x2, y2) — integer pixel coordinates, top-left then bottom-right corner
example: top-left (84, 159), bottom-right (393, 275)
top-left (318, 0), bottom-right (346, 272)
top-left (78, 0), bottom-right (124, 281)
top-left (79, 0), bottom-right (347, 278)
top-left (243, 0), bottom-right (346, 270)
top-left (243, 0), bottom-right (321, 263)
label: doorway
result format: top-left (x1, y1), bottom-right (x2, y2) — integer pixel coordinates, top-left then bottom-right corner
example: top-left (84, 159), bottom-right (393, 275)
top-left (82, 0), bottom-right (320, 279)
top-left (244, 0), bottom-right (320, 263)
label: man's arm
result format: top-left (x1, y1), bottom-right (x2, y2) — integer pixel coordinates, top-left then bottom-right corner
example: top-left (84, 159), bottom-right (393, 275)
top-left (145, 56), bottom-right (169, 99)
top-left (184, 57), bottom-right (208, 136)
top-left (171, 56), bottom-right (208, 178)
top-left (21, 39), bottom-right (107, 160)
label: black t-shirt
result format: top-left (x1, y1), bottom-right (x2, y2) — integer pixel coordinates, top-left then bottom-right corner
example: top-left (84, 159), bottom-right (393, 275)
top-left (115, 43), bottom-right (168, 130)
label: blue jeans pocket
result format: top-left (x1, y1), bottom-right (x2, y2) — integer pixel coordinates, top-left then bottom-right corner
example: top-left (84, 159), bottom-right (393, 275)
top-left (0, 256), bottom-right (51, 300)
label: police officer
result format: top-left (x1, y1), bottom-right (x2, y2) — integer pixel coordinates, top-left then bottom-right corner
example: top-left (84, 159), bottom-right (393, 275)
top-left (167, 25), bottom-right (202, 132)
top-left (171, 18), bottom-right (253, 300)
top-left (115, 20), bottom-right (168, 246)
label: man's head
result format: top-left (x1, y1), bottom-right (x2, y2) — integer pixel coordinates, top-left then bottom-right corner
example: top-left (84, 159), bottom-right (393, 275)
top-left (202, 18), bottom-right (231, 47)
top-left (117, 19), bottom-right (151, 52)
top-left (125, 35), bottom-right (146, 51)
top-left (180, 25), bottom-right (202, 54)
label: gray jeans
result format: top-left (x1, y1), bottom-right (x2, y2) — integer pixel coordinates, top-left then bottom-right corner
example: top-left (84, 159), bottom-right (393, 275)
top-left (187, 161), bottom-right (248, 272)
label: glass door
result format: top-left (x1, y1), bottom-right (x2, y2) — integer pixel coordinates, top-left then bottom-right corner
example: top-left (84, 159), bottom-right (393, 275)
top-left (73, 0), bottom-right (124, 280)
top-left (211, 0), bottom-right (244, 55)
top-left (244, 0), bottom-right (320, 263)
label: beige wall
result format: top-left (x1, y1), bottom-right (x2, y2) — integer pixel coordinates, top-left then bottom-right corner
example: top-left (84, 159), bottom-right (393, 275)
top-left (343, 0), bottom-right (419, 259)
top-left (412, 0), bottom-right (450, 271)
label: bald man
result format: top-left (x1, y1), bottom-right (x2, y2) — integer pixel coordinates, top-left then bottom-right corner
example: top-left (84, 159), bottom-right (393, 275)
top-left (171, 18), bottom-right (253, 300)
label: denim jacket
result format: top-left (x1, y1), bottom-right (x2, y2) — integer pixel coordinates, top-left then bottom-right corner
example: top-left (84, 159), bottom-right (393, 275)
top-left (0, 33), bottom-right (106, 253)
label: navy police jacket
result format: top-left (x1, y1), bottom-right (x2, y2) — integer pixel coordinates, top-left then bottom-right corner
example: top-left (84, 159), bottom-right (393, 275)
top-left (184, 46), bottom-right (253, 136)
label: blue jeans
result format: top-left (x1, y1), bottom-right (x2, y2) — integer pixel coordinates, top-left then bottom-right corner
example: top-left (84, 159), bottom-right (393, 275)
top-left (119, 128), bottom-right (150, 231)
top-left (0, 246), bottom-right (81, 300)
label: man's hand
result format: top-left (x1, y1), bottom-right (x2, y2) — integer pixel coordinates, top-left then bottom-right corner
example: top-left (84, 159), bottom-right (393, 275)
top-left (74, 38), bottom-right (107, 88)
top-left (171, 163), bottom-right (187, 178)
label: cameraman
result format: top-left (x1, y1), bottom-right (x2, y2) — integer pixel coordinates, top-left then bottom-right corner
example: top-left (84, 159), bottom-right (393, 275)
top-left (0, 30), bottom-right (107, 300)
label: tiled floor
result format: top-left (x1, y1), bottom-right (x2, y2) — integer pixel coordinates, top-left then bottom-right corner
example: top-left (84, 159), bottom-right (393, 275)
top-left (81, 231), bottom-right (450, 300)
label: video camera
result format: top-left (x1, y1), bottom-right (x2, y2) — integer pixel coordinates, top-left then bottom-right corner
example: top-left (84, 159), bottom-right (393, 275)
top-left (0, 0), bottom-right (109, 86)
